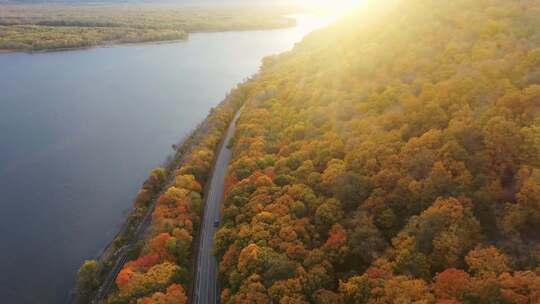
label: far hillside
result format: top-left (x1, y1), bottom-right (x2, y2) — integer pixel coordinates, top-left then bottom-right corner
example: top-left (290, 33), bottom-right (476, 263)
top-left (0, 4), bottom-right (300, 51)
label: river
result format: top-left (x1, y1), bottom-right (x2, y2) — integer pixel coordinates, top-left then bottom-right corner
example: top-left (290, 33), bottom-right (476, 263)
top-left (0, 14), bottom-right (331, 304)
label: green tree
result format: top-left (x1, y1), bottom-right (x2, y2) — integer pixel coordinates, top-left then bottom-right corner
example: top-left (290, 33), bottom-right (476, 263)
top-left (76, 260), bottom-right (100, 304)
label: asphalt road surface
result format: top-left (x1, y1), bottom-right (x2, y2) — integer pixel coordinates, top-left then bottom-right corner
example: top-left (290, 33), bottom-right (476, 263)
top-left (193, 110), bottom-right (241, 304)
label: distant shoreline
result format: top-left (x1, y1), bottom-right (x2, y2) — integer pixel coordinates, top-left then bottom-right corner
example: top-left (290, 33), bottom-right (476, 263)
top-left (0, 38), bottom-right (189, 54)
top-left (0, 4), bottom-right (300, 54)
top-left (0, 17), bottom-right (297, 54)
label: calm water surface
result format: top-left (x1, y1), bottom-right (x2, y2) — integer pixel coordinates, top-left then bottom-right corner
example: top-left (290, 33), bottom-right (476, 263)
top-left (0, 15), bottom-right (331, 304)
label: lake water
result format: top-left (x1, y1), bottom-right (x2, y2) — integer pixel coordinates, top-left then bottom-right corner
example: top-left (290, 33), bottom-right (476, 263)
top-left (0, 15), bottom-right (331, 304)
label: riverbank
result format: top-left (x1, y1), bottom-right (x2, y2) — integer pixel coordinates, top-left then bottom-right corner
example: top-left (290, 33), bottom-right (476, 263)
top-left (74, 103), bottom-right (229, 303)
top-left (0, 37), bottom-right (189, 54)
top-left (89, 86), bottom-right (246, 304)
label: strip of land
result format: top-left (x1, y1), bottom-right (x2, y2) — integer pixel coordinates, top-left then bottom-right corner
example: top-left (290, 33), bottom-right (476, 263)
top-left (0, 4), bottom-right (299, 52)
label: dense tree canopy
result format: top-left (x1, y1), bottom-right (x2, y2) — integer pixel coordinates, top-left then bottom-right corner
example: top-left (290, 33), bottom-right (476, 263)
top-left (215, 0), bottom-right (540, 303)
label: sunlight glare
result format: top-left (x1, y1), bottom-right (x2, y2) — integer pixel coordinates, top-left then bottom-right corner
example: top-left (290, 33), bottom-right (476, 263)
top-left (302, 0), bottom-right (364, 17)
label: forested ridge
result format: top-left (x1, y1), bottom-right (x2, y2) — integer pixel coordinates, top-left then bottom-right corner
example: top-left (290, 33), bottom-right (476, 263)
top-left (213, 0), bottom-right (540, 303)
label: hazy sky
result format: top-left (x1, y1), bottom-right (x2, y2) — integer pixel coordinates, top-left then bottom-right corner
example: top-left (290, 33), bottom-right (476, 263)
top-left (2, 0), bottom-right (302, 4)
top-left (1, 0), bottom-right (337, 6)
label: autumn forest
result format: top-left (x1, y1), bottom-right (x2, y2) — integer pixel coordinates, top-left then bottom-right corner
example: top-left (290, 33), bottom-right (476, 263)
top-left (76, 0), bottom-right (540, 303)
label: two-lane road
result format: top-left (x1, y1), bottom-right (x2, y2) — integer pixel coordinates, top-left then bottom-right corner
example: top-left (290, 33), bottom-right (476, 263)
top-left (194, 109), bottom-right (241, 304)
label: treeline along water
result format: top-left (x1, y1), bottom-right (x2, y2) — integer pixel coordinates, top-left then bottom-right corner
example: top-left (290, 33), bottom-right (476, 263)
top-left (0, 15), bottom-right (331, 304)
